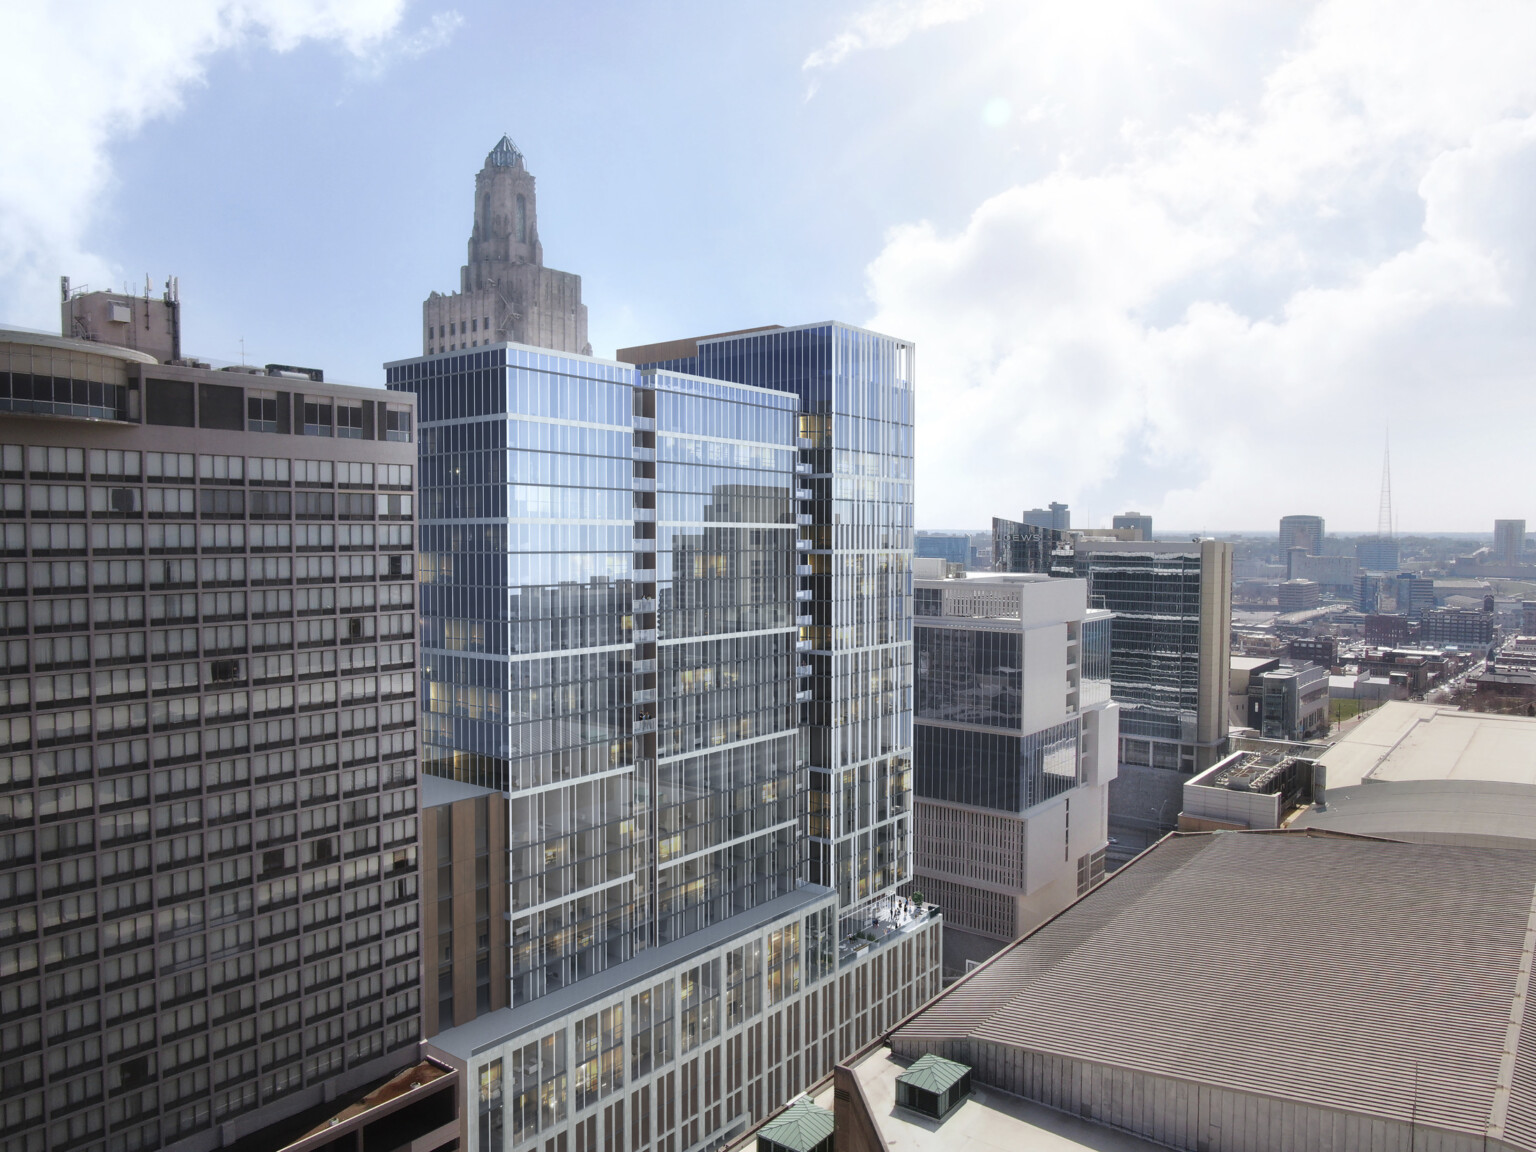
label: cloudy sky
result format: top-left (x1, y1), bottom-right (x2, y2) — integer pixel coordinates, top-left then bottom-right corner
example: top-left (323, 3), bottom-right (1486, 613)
top-left (4, 1), bottom-right (1535, 533)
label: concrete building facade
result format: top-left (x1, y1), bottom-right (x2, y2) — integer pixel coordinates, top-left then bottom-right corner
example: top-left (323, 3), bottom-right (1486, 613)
top-left (0, 314), bottom-right (426, 1152)
top-left (910, 573), bottom-right (1117, 972)
top-left (1276, 579), bottom-right (1319, 613)
top-left (422, 137), bottom-right (591, 358)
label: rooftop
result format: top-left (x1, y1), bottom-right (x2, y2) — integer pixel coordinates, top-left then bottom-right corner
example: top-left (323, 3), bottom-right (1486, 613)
top-left (891, 830), bottom-right (1536, 1150)
top-left (1290, 779), bottom-right (1536, 848)
top-left (1316, 700), bottom-right (1536, 788)
top-left (808, 1047), bottom-right (1163, 1152)
top-left (757, 1099), bottom-right (833, 1152)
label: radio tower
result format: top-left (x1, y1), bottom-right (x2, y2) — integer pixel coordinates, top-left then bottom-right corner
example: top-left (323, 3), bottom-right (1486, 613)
top-left (1376, 431), bottom-right (1394, 539)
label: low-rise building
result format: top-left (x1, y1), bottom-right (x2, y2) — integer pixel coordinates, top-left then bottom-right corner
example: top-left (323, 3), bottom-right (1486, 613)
top-left (1178, 749), bottom-right (1321, 831)
top-left (1287, 635), bottom-right (1337, 667)
top-left (1418, 605), bottom-right (1497, 649)
top-left (1276, 578), bottom-right (1320, 613)
top-left (1246, 661), bottom-right (1329, 740)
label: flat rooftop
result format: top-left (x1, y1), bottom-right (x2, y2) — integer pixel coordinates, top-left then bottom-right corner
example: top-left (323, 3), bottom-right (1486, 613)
top-left (891, 830), bottom-right (1536, 1150)
top-left (809, 1047), bottom-right (1163, 1152)
top-left (1315, 701), bottom-right (1536, 788)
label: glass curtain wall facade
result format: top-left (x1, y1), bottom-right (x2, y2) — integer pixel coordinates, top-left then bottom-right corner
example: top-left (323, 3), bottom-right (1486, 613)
top-left (633, 323), bottom-right (914, 929)
top-left (648, 370), bottom-right (802, 946)
top-left (385, 347), bottom-right (808, 1007)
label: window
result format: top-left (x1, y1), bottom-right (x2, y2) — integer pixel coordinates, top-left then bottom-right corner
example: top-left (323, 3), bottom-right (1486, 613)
top-left (302, 401), bottom-right (332, 437)
top-left (248, 391), bottom-right (279, 433)
top-left (336, 404), bottom-right (363, 440)
top-left (383, 408), bottom-right (411, 443)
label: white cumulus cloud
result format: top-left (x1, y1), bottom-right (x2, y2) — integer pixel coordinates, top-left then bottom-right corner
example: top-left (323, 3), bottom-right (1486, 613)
top-left (864, 0), bottom-right (1536, 532)
top-left (0, 0), bottom-right (457, 332)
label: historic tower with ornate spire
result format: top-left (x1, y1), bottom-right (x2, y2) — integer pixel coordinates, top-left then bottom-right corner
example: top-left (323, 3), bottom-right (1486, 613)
top-left (422, 135), bottom-right (591, 355)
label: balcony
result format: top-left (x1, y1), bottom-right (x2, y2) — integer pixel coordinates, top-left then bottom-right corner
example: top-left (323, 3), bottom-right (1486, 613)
top-left (795, 489), bottom-right (813, 501)
top-left (796, 664), bottom-right (813, 677)
top-left (796, 514), bottom-right (813, 526)
top-left (796, 564), bottom-right (813, 576)
top-left (633, 477), bottom-right (656, 493)
top-left (796, 614), bottom-right (813, 627)
top-left (633, 717), bottom-right (658, 735)
top-left (796, 589), bottom-right (813, 602)
top-left (633, 658), bottom-right (657, 675)
top-left (796, 689), bottom-right (813, 703)
top-left (633, 628), bottom-right (657, 644)
top-left (633, 688), bottom-right (657, 704)
top-left (633, 539), bottom-right (656, 553)
top-left (795, 639), bottom-right (813, 652)
top-left (632, 416), bottom-right (655, 432)
top-left (632, 447), bottom-right (656, 463)
top-left (795, 539), bottom-right (812, 551)
top-left (632, 598), bottom-right (656, 613)
top-left (795, 462), bottom-right (812, 475)
top-left (840, 898), bottom-right (938, 968)
top-left (633, 508), bottom-right (655, 522)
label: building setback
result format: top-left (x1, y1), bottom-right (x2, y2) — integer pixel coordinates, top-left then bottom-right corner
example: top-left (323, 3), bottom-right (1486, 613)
top-left (911, 572), bottom-right (1118, 973)
top-left (0, 309), bottom-right (431, 1152)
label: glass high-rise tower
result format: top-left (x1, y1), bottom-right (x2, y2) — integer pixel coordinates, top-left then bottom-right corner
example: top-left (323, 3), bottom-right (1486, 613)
top-left (623, 324), bottom-right (916, 928)
top-left (387, 323), bottom-right (933, 1152)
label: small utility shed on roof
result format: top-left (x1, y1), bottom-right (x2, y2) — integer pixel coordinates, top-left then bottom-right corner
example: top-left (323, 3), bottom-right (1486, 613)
top-left (756, 1099), bottom-right (834, 1152)
top-left (895, 1053), bottom-right (972, 1119)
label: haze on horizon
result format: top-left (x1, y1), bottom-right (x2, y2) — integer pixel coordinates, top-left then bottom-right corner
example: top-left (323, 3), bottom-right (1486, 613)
top-left (4, 0), bottom-right (1535, 534)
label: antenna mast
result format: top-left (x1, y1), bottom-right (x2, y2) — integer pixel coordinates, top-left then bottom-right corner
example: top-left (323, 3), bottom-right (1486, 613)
top-left (1377, 431), bottom-right (1394, 540)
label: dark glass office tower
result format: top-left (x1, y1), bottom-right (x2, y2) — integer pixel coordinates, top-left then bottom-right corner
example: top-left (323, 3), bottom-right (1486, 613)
top-left (623, 324), bottom-right (916, 930)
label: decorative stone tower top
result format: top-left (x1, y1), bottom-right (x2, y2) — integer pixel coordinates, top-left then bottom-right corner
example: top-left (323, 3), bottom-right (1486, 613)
top-left (466, 135), bottom-right (543, 282)
top-left (422, 136), bottom-right (590, 356)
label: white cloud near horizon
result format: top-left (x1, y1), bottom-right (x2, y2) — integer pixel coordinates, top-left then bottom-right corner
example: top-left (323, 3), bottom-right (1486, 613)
top-left (861, 0), bottom-right (1536, 532)
top-left (0, 0), bottom-right (456, 331)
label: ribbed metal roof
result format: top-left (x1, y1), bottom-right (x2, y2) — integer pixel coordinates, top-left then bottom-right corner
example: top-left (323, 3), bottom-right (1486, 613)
top-left (758, 1099), bottom-right (833, 1152)
top-left (895, 831), bottom-right (1536, 1147)
top-left (896, 1053), bottom-right (970, 1094)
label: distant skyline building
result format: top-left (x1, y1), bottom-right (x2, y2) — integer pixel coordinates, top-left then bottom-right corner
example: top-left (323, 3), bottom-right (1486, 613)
top-left (1277, 514), bottom-right (1325, 555)
top-left (422, 136), bottom-right (590, 356)
top-left (1111, 511), bottom-right (1152, 540)
top-left (1357, 535), bottom-right (1401, 571)
top-left (914, 533), bottom-right (969, 566)
top-left (911, 571), bottom-right (1117, 974)
top-left (1021, 502), bottom-right (1070, 532)
top-left (991, 517), bottom-right (1070, 578)
top-left (1278, 578), bottom-right (1320, 614)
top-left (1496, 519), bottom-right (1526, 567)
top-left (1396, 573), bottom-right (1435, 621)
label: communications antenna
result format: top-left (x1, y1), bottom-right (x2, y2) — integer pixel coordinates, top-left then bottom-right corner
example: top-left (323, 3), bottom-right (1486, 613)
top-left (1377, 430), bottom-right (1394, 540)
